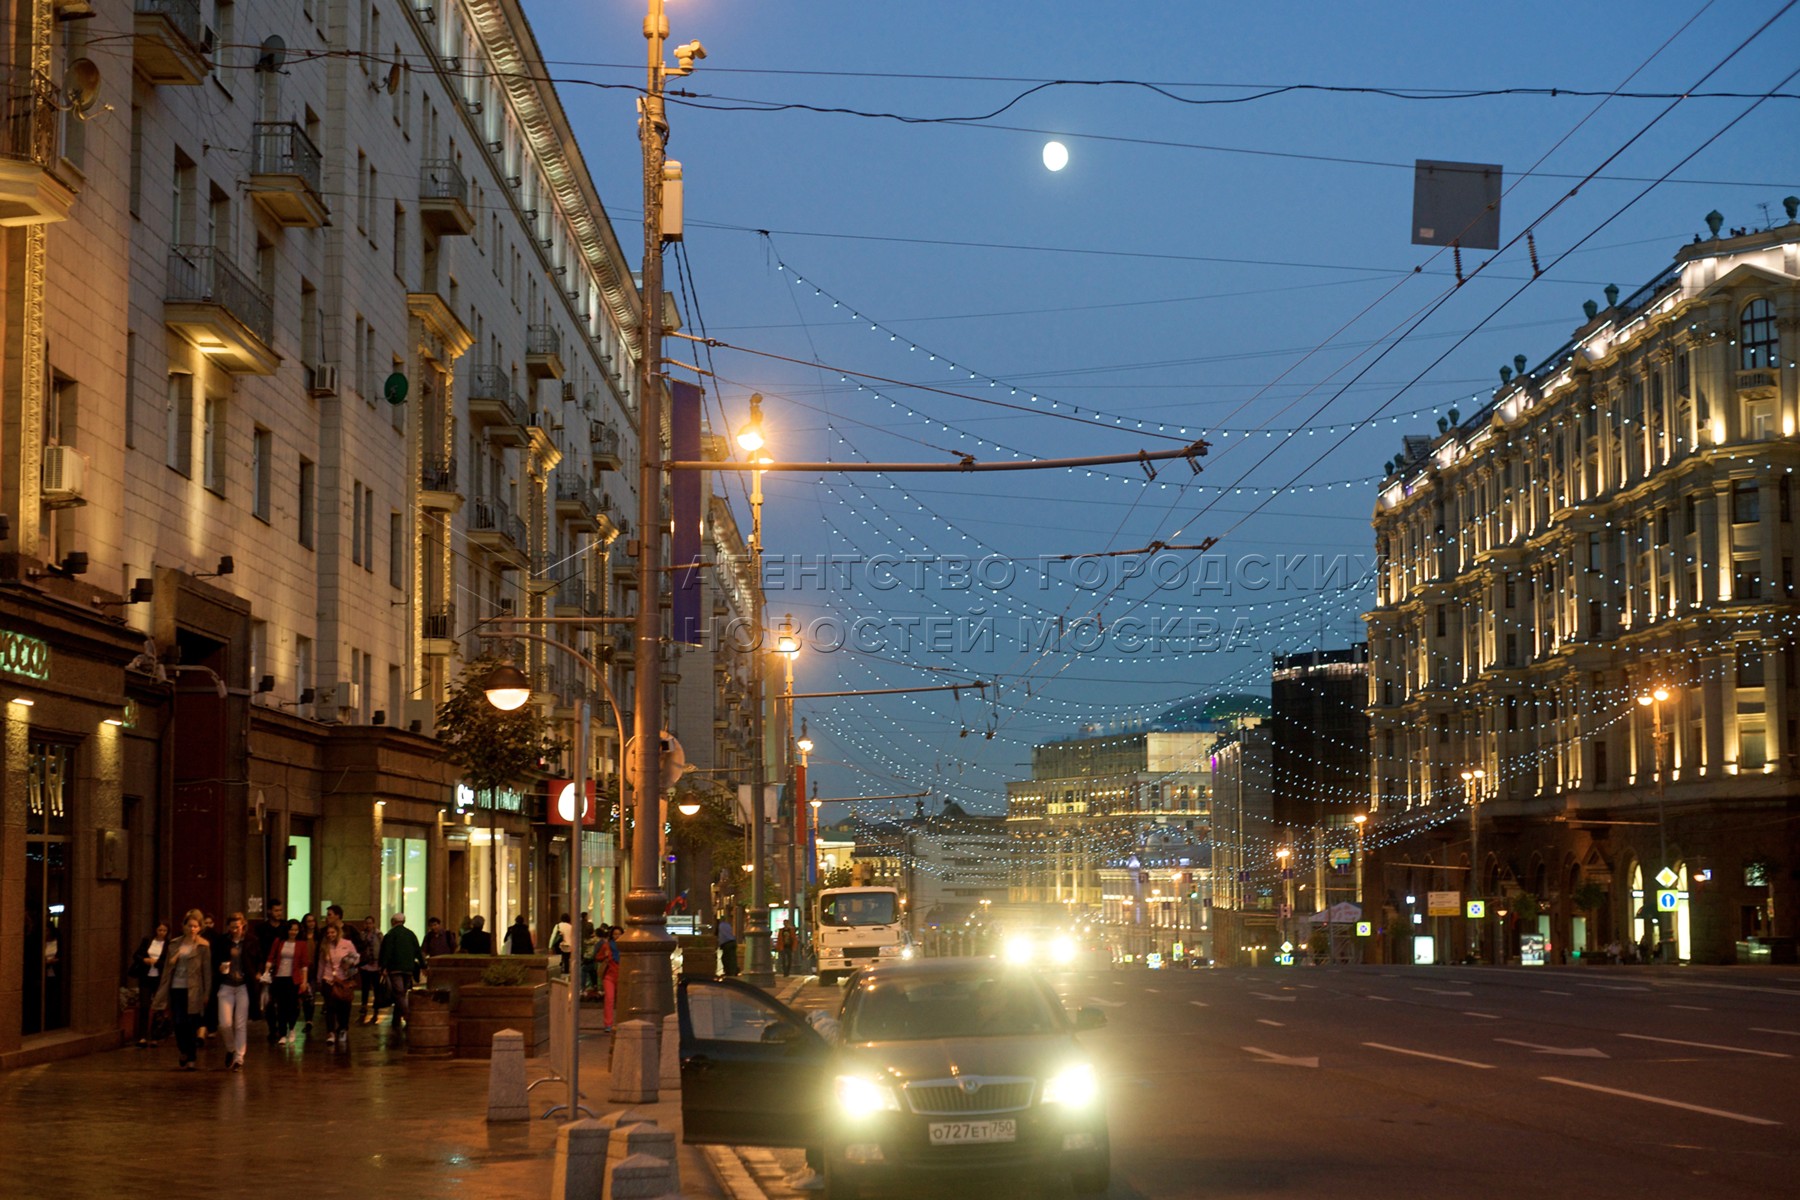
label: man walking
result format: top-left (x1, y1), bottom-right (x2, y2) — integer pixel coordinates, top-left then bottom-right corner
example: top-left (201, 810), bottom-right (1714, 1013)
top-left (215, 913), bottom-right (257, 1071)
top-left (379, 914), bottom-right (425, 1031)
top-left (717, 913), bottom-right (739, 977)
top-left (259, 901), bottom-right (286, 1044)
top-left (776, 924), bottom-right (796, 976)
top-left (460, 915), bottom-right (494, 954)
top-left (423, 916), bottom-right (457, 959)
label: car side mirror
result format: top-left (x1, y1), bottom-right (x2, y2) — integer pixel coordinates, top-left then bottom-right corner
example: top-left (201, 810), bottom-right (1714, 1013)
top-left (1073, 1007), bottom-right (1106, 1031)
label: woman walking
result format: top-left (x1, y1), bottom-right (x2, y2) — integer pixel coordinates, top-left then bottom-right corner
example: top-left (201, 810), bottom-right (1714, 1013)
top-left (263, 919), bottom-right (311, 1045)
top-left (129, 920), bottom-right (168, 1047)
top-left (151, 911), bottom-right (212, 1070)
top-left (297, 912), bottom-right (320, 1034)
top-left (214, 913), bottom-right (256, 1071)
top-left (315, 922), bottom-right (360, 1049)
top-left (357, 915), bottom-right (385, 1025)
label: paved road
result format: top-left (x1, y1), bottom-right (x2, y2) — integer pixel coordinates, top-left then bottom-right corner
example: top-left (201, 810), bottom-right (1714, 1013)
top-left (768, 964), bottom-right (1800, 1199)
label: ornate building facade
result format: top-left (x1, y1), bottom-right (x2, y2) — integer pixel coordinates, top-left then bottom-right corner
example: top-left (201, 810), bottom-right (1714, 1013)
top-left (1367, 211), bottom-right (1800, 965)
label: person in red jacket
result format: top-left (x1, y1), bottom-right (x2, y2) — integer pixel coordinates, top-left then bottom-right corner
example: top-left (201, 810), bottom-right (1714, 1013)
top-left (263, 919), bottom-right (312, 1046)
top-left (594, 925), bottom-right (620, 1031)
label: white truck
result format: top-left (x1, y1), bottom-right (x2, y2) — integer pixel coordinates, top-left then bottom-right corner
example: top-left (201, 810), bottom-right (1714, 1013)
top-left (813, 886), bottom-right (910, 985)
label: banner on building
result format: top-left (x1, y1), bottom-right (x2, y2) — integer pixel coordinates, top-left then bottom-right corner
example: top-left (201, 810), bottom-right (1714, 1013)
top-left (670, 380), bottom-right (704, 645)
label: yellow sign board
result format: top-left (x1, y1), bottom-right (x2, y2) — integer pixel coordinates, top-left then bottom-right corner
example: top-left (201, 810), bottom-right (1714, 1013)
top-left (1427, 891), bottom-right (1461, 917)
top-left (1355, 921), bottom-right (1372, 937)
top-left (1466, 900), bottom-right (1486, 919)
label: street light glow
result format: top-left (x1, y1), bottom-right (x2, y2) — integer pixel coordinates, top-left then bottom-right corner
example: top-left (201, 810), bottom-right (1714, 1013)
top-left (736, 392), bottom-right (766, 453)
top-left (775, 614), bottom-right (800, 656)
top-left (481, 663), bottom-right (533, 712)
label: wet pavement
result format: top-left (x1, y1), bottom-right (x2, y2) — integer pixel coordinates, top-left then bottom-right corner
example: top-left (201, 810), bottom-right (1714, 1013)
top-left (0, 1017), bottom-right (723, 1199)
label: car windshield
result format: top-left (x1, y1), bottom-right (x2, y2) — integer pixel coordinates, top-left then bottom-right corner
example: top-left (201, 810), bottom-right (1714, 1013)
top-left (819, 893), bottom-right (898, 927)
top-left (844, 973), bottom-right (1064, 1042)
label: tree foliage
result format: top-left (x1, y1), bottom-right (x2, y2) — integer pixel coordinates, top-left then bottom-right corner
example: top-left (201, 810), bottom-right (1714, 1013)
top-left (436, 654), bottom-right (565, 790)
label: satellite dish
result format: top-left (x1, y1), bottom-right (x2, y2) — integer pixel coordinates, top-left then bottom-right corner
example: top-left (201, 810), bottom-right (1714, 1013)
top-left (383, 372), bottom-right (409, 406)
top-left (256, 34), bottom-right (286, 73)
top-left (64, 59), bottom-right (101, 114)
top-left (385, 62), bottom-right (403, 95)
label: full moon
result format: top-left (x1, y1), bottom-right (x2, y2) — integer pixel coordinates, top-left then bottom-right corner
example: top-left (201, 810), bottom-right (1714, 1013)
top-left (1042, 141), bottom-right (1069, 172)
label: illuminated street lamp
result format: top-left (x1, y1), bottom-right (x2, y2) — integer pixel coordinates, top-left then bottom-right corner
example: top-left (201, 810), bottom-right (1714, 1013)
top-left (1352, 813), bottom-right (1368, 907)
top-left (1460, 768), bottom-right (1486, 962)
top-left (1276, 845), bottom-right (1293, 953)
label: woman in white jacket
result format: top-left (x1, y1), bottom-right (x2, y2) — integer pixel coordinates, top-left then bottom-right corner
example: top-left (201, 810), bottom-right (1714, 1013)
top-left (315, 922), bottom-right (361, 1049)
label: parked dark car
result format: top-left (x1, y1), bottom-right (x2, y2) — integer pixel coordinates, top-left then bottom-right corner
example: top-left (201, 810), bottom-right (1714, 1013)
top-left (678, 958), bottom-right (1110, 1198)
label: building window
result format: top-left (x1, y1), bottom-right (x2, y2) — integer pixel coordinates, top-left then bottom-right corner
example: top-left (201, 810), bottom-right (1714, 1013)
top-left (351, 481), bottom-right (364, 566)
top-left (1741, 299), bottom-right (1778, 370)
top-left (298, 458), bottom-right (316, 549)
top-left (202, 394), bottom-right (225, 494)
top-left (251, 426), bottom-right (271, 521)
top-left (165, 374), bottom-right (192, 474)
top-left (1593, 740), bottom-right (1608, 785)
top-left (1738, 643), bottom-right (1765, 688)
top-left (1733, 557), bottom-right (1761, 601)
top-left (1732, 482), bottom-right (1759, 524)
top-left (295, 635), bottom-right (313, 701)
top-left (1741, 726), bottom-right (1768, 771)
top-left (123, 333), bottom-right (137, 449)
top-left (389, 510), bottom-right (404, 588)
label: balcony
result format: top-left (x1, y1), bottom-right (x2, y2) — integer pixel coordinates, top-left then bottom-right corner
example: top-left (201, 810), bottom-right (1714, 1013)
top-left (590, 420), bottom-right (622, 471)
top-left (423, 604), bottom-right (457, 655)
top-left (554, 577), bottom-right (597, 616)
top-left (248, 122), bottom-right (327, 228)
top-left (0, 68), bottom-right (77, 225)
top-left (134, 0), bottom-right (209, 86)
top-left (466, 365), bottom-right (526, 445)
top-left (555, 475), bottom-right (599, 530)
top-left (420, 455), bottom-right (461, 511)
top-left (418, 158), bottom-right (474, 236)
top-left (467, 496), bottom-right (528, 566)
top-left (1738, 368), bottom-right (1779, 400)
top-left (526, 325), bottom-right (565, 380)
top-left (164, 246), bottom-right (278, 374)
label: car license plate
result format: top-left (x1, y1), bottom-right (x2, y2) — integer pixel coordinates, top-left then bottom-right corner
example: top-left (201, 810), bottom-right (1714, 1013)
top-left (928, 1119), bottom-right (1016, 1145)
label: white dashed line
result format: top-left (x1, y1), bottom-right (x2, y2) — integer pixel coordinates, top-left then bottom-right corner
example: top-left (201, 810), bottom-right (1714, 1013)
top-left (1257, 1019), bottom-right (1285, 1027)
top-left (1363, 1042), bottom-right (1494, 1069)
top-left (1462, 1012), bottom-right (1502, 1020)
top-left (1541, 1077), bottom-right (1779, 1125)
top-left (1619, 1033), bottom-right (1789, 1058)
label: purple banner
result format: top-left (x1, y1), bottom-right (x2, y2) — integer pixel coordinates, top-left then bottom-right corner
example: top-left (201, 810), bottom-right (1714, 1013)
top-left (670, 380), bottom-right (704, 644)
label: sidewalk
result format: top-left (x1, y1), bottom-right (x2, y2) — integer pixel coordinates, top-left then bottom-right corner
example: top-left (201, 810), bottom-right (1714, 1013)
top-left (0, 1015), bottom-right (725, 1199)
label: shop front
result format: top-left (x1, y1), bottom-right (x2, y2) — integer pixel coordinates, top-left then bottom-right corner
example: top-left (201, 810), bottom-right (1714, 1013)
top-left (449, 781), bottom-right (534, 937)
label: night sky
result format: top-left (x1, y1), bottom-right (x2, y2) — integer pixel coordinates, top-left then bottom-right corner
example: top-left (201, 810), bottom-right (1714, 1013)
top-left (520, 0), bottom-right (1800, 819)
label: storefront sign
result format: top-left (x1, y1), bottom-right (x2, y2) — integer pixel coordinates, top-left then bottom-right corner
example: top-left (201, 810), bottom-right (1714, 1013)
top-left (0, 629), bottom-right (49, 681)
top-left (455, 781), bottom-right (524, 814)
top-left (547, 778), bottom-right (600, 827)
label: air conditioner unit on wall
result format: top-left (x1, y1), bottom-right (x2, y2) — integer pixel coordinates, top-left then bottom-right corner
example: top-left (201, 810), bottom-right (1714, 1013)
top-left (42, 445), bottom-right (88, 506)
top-left (309, 363), bottom-right (340, 397)
top-left (333, 680), bottom-right (360, 711)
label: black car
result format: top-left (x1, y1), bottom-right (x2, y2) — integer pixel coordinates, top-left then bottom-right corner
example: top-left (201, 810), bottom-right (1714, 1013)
top-left (678, 958), bottom-right (1110, 1198)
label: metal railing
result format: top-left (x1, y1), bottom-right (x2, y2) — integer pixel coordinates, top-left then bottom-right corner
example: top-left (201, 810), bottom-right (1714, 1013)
top-left (167, 245), bottom-right (274, 344)
top-left (466, 365), bottom-right (523, 425)
top-left (423, 604), bottom-right (456, 641)
top-left (419, 157), bottom-right (467, 206)
top-left (0, 67), bottom-right (61, 168)
top-left (554, 577), bottom-right (596, 612)
top-left (252, 121), bottom-right (323, 195)
top-left (135, 0), bottom-right (203, 47)
top-left (421, 454), bottom-right (457, 493)
top-left (469, 495), bottom-right (526, 549)
top-left (528, 324), bottom-right (562, 359)
top-left (590, 420), bottom-right (621, 458)
top-left (556, 475), bottom-right (596, 509)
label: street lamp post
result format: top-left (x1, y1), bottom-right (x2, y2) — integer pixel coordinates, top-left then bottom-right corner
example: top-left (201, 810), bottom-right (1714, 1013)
top-left (1275, 845), bottom-right (1293, 957)
top-left (737, 398), bottom-right (778, 987)
top-left (1637, 686), bottom-right (1673, 962)
top-left (794, 722), bottom-right (813, 968)
top-left (1353, 813), bottom-right (1367, 907)
top-left (1460, 768), bottom-right (1486, 964)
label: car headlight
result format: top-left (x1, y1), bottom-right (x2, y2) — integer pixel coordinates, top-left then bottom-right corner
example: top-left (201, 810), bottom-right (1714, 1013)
top-left (835, 1074), bottom-right (902, 1116)
top-left (1049, 935), bottom-right (1076, 965)
top-left (900, 945), bottom-right (915, 959)
top-left (1004, 935), bottom-right (1036, 964)
top-left (1041, 1062), bottom-right (1098, 1108)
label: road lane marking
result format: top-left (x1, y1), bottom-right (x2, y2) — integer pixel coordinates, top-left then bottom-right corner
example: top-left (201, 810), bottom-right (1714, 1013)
top-left (1189, 1000), bottom-right (1208, 1008)
top-left (1751, 1027), bottom-right (1800, 1036)
top-left (1297, 984), bottom-right (1317, 989)
top-left (1257, 1019), bottom-right (1285, 1027)
top-left (1363, 1042), bottom-right (1494, 1069)
top-left (1462, 1012), bottom-right (1502, 1020)
top-left (1243, 1046), bottom-right (1318, 1068)
top-left (1540, 990), bottom-right (1572, 996)
top-left (1415, 987), bottom-right (1473, 996)
top-left (1541, 1077), bottom-right (1779, 1126)
top-left (1084, 998), bottom-right (1127, 1008)
top-left (1145, 988), bottom-right (1160, 994)
top-left (1619, 1033), bottom-right (1789, 1058)
top-left (1578, 983), bottom-right (1648, 992)
top-left (1250, 992), bottom-right (1297, 1002)
top-left (1668, 1005), bottom-right (1711, 1011)
top-left (1496, 1038), bottom-right (1608, 1058)
top-left (1367, 995), bottom-right (1393, 1002)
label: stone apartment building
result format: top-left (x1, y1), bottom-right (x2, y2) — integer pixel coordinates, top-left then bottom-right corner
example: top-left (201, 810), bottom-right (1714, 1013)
top-left (0, 0), bottom-right (667, 1066)
top-left (1367, 210), bottom-right (1800, 965)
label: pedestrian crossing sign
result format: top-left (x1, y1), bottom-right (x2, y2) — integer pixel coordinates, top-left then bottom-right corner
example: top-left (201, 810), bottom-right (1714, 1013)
top-left (1356, 921), bottom-right (1372, 936)
top-left (1466, 900), bottom-right (1486, 919)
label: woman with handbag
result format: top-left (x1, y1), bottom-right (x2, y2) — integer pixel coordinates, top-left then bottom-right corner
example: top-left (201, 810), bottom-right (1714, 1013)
top-left (263, 919), bottom-right (311, 1046)
top-left (297, 912), bottom-right (321, 1034)
top-left (129, 919), bottom-right (168, 1047)
top-left (315, 922), bottom-right (360, 1049)
top-left (151, 911), bottom-right (212, 1070)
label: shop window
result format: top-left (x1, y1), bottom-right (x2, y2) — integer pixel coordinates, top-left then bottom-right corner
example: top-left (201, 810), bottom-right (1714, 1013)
top-left (22, 741), bottom-right (75, 1037)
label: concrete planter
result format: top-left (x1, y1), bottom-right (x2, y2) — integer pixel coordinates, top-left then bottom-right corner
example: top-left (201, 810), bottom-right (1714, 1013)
top-left (408, 989), bottom-right (453, 1057)
top-left (452, 983), bottom-right (549, 1059)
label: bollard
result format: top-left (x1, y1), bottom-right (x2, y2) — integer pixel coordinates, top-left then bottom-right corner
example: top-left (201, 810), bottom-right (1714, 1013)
top-left (658, 1012), bottom-right (681, 1092)
top-left (486, 1028), bottom-right (529, 1122)
top-left (551, 1118), bottom-right (612, 1200)
top-left (602, 1123), bottom-right (678, 1200)
top-left (607, 1018), bottom-right (659, 1104)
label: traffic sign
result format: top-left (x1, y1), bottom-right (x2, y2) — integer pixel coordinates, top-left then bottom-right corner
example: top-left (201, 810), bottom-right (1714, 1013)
top-left (1466, 900), bottom-right (1486, 919)
top-left (1355, 921), bottom-right (1372, 937)
top-left (1656, 890), bottom-right (1679, 911)
top-left (1655, 866), bottom-right (1678, 889)
top-left (1427, 891), bottom-right (1460, 916)
top-left (1281, 941), bottom-right (1294, 954)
